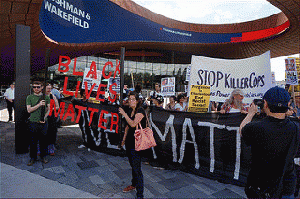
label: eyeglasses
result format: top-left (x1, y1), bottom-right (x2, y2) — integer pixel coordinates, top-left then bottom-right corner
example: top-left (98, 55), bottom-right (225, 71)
top-left (32, 86), bottom-right (41, 89)
top-left (128, 98), bottom-right (136, 101)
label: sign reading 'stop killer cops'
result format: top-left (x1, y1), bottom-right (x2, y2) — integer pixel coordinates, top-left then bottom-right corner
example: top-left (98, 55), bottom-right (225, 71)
top-left (188, 51), bottom-right (275, 103)
top-left (39, 0), bottom-right (242, 44)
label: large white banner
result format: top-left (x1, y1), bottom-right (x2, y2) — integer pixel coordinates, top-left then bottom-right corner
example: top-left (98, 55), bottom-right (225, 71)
top-left (188, 51), bottom-right (273, 103)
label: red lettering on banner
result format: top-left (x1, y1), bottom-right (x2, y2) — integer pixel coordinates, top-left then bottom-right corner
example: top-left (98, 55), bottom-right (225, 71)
top-left (98, 110), bottom-right (108, 129)
top-left (63, 103), bottom-right (75, 122)
top-left (63, 76), bottom-right (74, 96)
top-left (110, 112), bottom-right (119, 132)
top-left (96, 84), bottom-right (107, 102)
top-left (88, 107), bottom-right (99, 126)
top-left (58, 56), bottom-right (71, 73)
top-left (75, 81), bottom-right (81, 98)
top-left (102, 61), bottom-right (113, 79)
top-left (108, 83), bottom-right (117, 103)
top-left (84, 82), bottom-right (96, 100)
top-left (113, 59), bottom-right (120, 78)
top-left (72, 58), bottom-right (84, 76)
top-left (75, 105), bottom-right (87, 123)
top-left (86, 61), bottom-right (98, 79)
top-left (49, 100), bottom-right (65, 119)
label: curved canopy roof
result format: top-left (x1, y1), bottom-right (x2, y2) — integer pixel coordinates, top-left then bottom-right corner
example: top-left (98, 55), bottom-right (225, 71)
top-left (0, 0), bottom-right (299, 84)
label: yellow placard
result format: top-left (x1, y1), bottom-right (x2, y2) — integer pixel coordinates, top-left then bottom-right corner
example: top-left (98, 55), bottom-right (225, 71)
top-left (188, 85), bottom-right (210, 113)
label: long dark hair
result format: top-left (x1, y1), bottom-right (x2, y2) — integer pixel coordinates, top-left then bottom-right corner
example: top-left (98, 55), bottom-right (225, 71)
top-left (128, 91), bottom-right (142, 115)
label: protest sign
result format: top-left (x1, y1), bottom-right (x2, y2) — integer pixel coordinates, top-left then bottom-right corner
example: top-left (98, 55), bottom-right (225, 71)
top-left (108, 77), bottom-right (120, 93)
top-left (285, 58), bottom-right (298, 85)
top-left (188, 85), bottom-right (210, 113)
top-left (188, 51), bottom-right (273, 103)
top-left (82, 68), bottom-right (102, 91)
top-left (161, 77), bottom-right (175, 96)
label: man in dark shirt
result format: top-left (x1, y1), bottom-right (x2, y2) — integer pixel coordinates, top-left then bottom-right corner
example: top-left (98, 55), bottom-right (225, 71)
top-left (240, 86), bottom-right (299, 198)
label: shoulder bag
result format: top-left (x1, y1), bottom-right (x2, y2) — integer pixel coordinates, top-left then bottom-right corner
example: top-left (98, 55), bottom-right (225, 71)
top-left (134, 113), bottom-right (157, 151)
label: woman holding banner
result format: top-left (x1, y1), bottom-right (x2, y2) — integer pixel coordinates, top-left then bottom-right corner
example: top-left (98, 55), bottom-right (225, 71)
top-left (220, 89), bottom-right (248, 114)
top-left (119, 91), bottom-right (146, 198)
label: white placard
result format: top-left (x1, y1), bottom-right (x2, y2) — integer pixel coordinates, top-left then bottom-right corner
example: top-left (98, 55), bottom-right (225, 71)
top-left (161, 77), bottom-right (175, 96)
top-left (82, 68), bottom-right (102, 91)
top-left (188, 51), bottom-right (273, 103)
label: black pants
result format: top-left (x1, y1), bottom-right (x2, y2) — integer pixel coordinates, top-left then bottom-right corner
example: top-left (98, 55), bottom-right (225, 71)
top-left (29, 122), bottom-right (48, 159)
top-left (6, 99), bottom-right (14, 120)
top-left (127, 148), bottom-right (144, 198)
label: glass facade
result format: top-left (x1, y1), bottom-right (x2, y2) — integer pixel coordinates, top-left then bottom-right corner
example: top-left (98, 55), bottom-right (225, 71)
top-left (47, 55), bottom-right (189, 92)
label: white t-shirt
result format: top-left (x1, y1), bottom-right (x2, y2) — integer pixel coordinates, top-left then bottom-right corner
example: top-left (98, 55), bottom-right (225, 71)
top-left (175, 103), bottom-right (186, 111)
top-left (4, 87), bottom-right (14, 100)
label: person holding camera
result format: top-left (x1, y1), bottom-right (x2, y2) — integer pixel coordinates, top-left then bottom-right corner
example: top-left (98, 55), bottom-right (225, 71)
top-left (240, 86), bottom-right (300, 198)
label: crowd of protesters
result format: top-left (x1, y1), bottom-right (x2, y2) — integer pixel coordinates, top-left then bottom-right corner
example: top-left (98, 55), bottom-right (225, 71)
top-left (3, 80), bottom-right (300, 198)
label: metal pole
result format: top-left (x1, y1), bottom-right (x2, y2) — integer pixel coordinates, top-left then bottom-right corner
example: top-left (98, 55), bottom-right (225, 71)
top-left (40, 48), bottom-right (50, 122)
top-left (119, 47), bottom-right (125, 135)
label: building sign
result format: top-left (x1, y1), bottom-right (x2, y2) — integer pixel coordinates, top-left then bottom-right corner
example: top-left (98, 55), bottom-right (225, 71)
top-left (161, 77), bottom-right (175, 96)
top-left (188, 51), bottom-right (273, 103)
top-left (188, 85), bottom-right (210, 113)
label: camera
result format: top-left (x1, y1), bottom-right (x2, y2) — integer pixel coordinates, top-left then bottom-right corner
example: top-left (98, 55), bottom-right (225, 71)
top-left (253, 99), bottom-right (264, 109)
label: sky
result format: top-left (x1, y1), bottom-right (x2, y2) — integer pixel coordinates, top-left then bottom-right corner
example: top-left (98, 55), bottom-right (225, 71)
top-left (132, 0), bottom-right (299, 81)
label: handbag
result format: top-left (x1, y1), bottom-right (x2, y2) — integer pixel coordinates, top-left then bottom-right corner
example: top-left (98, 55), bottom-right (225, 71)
top-left (134, 113), bottom-right (156, 151)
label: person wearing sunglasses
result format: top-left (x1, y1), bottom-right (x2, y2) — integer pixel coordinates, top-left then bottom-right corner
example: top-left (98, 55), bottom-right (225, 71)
top-left (26, 81), bottom-right (50, 166)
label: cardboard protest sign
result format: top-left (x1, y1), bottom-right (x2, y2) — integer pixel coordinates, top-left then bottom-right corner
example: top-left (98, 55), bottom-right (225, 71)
top-left (188, 85), bottom-right (210, 113)
top-left (188, 51), bottom-right (273, 103)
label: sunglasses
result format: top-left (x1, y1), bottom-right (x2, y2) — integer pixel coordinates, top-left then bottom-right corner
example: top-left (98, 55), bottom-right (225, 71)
top-left (32, 86), bottom-right (41, 89)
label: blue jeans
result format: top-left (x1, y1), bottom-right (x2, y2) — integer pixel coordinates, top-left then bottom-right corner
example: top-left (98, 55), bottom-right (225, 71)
top-left (127, 148), bottom-right (144, 198)
top-left (28, 122), bottom-right (48, 159)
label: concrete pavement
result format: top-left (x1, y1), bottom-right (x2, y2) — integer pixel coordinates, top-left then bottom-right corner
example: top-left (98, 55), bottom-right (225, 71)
top-left (0, 99), bottom-right (247, 198)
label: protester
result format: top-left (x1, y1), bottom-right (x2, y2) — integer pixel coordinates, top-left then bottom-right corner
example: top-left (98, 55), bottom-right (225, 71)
top-left (26, 81), bottom-right (50, 166)
top-left (119, 91), bottom-right (146, 198)
top-left (165, 95), bottom-right (176, 110)
top-left (148, 83), bottom-right (163, 106)
top-left (152, 95), bottom-right (164, 110)
top-left (239, 86), bottom-right (300, 198)
top-left (45, 83), bottom-right (59, 155)
top-left (4, 82), bottom-right (15, 122)
top-left (175, 93), bottom-right (188, 111)
top-left (220, 89), bottom-right (248, 114)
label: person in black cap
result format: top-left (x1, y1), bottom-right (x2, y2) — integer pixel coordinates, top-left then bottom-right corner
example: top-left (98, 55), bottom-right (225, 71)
top-left (239, 86), bottom-right (300, 198)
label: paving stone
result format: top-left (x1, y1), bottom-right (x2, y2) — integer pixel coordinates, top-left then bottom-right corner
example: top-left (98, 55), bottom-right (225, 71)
top-left (77, 160), bottom-right (99, 170)
top-left (212, 188), bottom-right (245, 198)
top-left (37, 170), bottom-right (62, 181)
top-left (147, 182), bottom-right (169, 195)
top-left (89, 175), bottom-right (105, 185)
top-left (95, 164), bottom-right (118, 173)
top-left (160, 170), bottom-right (177, 179)
top-left (113, 169), bottom-right (132, 180)
top-left (192, 183), bottom-right (218, 195)
top-left (94, 159), bottom-right (109, 166)
top-left (71, 178), bottom-right (102, 196)
top-left (164, 185), bottom-right (212, 198)
top-left (44, 166), bottom-right (65, 174)
top-left (159, 177), bottom-right (189, 191)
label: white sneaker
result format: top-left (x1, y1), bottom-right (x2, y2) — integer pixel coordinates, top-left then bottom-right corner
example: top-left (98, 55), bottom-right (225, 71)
top-left (78, 144), bottom-right (85, 149)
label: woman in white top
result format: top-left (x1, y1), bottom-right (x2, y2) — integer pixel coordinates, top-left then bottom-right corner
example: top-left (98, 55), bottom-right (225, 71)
top-left (175, 93), bottom-right (188, 112)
